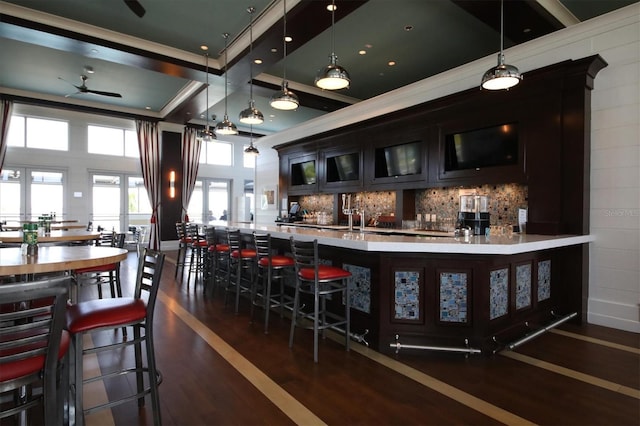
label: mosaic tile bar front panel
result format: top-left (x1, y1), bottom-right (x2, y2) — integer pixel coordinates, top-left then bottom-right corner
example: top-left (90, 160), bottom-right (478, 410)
top-left (344, 263), bottom-right (371, 314)
top-left (439, 272), bottom-right (468, 323)
top-left (394, 271), bottom-right (420, 321)
top-left (515, 263), bottom-right (532, 310)
top-left (489, 267), bottom-right (509, 320)
top-left (537, 260), bottom-right (551, 302)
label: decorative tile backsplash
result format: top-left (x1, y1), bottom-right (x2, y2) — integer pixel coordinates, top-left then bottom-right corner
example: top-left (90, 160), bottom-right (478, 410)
top-left (416, 183), bottom-right (528, 226)
top-left (298, 183), bottom-right (527, 227)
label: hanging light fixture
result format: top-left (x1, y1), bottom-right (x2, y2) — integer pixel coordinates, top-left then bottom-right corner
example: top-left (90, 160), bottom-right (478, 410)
top-left (270, 0), bottom-right (299, 110)
top-left (239, 6), bottom-right (264, 125)
top-left (216, 33), bottom-right (239, 135)
top-left (201, 52), bottom-right (216, 141)
top-left (315, 0), bottom-right (350, 90)
top-left (244, 124), bottom-right (260, 156)
top-left (481, 0), bottom-right (522, 90)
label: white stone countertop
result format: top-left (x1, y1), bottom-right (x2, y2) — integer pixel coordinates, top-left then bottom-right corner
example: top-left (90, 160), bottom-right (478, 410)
top-left (208, 221), bottom-right (594, 255)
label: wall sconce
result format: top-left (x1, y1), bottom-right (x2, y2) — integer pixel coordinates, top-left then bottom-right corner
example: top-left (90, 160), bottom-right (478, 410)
top-left (169, 170), bottom-right (176, 199)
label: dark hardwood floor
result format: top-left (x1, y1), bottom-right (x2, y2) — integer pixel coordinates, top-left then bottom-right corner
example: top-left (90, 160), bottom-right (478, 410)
top-left (78, 251), bottom-right (640, 425)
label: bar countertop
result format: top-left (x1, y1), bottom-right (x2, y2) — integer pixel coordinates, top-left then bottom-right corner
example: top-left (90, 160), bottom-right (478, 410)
top-left (209, 221), bottom-right (594, 255)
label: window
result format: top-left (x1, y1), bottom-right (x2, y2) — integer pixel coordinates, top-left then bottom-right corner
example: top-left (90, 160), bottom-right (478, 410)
top-left (88, 125), bottom-right (139, 157)
top-left (0, 167), bottom-right (65, 221)
top-left (200, 140), bottom-right (232, 166)
top-left (243, 145), bottom-right (256, 168)
top-left (187, 178), bottom-right (230, 223)
top-left (0, 169), bottom-right (22, 221)
top-left (7, 116), bottom-right (68, 150)
top-left (128, 177), bottom-right (152, 228)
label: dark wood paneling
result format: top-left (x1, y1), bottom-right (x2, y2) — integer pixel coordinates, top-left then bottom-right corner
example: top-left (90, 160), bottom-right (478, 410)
top-left (161, 131), bottom-right (182, 241)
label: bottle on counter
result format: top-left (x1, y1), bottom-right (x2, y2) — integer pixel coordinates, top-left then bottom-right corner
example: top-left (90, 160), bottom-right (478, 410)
top-left (22, 222), bottom-right (38, 256)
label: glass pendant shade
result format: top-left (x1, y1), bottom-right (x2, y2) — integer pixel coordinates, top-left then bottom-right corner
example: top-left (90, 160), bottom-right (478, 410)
top-left (239, 7), bottom-right (264, 125)
top-left (270, 81), bottom-right (299, 110)
top-left (239, 100), bottom-right (264, 124)
top-left (315, 54), bottom-right (350, 90)
top-left (315, 0), bottom-right (350, 91)
top-left (216, 33), bottom-right (238, 135)
top-left (215, 114), bottom-right (238, 135)
top-left (481, 54), bottom-right (521, 90)
top-left (244, 142), bottom-right (259, 156)
top-left (480, 0), bottom-right (521, 91)
top-left (201, 125), bottom-right (215, 141)
top-left (270, 0), bottom-right (299, 111)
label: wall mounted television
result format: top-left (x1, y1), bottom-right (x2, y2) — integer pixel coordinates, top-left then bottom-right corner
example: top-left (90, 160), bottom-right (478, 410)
top-left (326, 153), bottom-right (359, 182)
top-left (291, 160), bottom-right (316, 185)
top-left (374, 141), bottom-right (422, 178)
top-left (444, 123), bottom-right (519, 171)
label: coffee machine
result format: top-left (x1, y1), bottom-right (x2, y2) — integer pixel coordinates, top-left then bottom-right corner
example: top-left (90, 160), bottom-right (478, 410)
top-left (457, 195), bottom-right (490, 236)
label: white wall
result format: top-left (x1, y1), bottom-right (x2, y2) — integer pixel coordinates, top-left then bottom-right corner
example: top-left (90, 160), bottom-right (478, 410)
top-left (255, 4), bottom-right (640, 333)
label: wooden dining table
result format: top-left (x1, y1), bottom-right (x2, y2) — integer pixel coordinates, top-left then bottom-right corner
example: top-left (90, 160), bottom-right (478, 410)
top-left (0, 245), bottom-right (128, 276)
top-left (1, 223), bottom-right (87, 231)
top-left (0, 245), bottom-right (129, 302)
top-left (0, 230), bottom-right (100, 244)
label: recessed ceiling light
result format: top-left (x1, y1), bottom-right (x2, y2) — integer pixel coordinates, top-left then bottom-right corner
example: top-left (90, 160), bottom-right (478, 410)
top-left (284, 36), bottom-right (292, 42)
top-left (388, 61), bottom-right (396, 66)
top-left (358, 50), bottom-right (366, 55)
top-left (404, 25), bottom-right (413, 32)
top-left (523, 28), bottom-right (531, 33)
top-left (145, 106), bottom-right (151, 110)
top-left (327, 4), bottom-right (336, 11)
top-left (271, 47), bottom-right (278, 53)
top-left (200, 45), bottom-right (208, 51)
top-left (254, 59), bottom-right (262, 64)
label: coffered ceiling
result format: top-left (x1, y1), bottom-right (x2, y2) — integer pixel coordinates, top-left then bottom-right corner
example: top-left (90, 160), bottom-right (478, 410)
top-left (0, 0), bottom-right (636, 134)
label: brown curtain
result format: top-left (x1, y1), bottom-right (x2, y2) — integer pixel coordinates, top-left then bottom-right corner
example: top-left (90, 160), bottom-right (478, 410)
top-left (181, 127), bottom-right (201, 221)
top-left (0, 98), bottom-right (14, 173)
top-left (136, 120), bottom-right (161, 250)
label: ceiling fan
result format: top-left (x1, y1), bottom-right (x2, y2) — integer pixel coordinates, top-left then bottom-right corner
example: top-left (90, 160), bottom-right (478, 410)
top-left (59, 75), bottom-right (123, 98)
top-left (124, 0), bottom-right (146, 18)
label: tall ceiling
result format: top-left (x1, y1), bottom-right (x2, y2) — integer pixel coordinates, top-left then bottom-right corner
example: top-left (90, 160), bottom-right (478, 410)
top-left (1, 0), bottom-right (637, 135)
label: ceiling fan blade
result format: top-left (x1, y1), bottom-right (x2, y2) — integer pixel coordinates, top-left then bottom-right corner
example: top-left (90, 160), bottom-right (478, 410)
top-left (124, 0), bottom-right (146, 17)
top-left (86, 89), bottom-right (123, 98)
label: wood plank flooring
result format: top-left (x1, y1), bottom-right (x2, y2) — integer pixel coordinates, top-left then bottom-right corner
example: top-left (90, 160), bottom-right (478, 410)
top-left (81, 252), bottom-right (640, 425)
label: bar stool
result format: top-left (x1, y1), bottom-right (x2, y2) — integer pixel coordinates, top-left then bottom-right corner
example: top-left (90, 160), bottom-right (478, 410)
top-left (225, 229), bottom-right (257, 313)
top-left (289, 237), bottom-right (351, 363)
top-left (204, 226), bottom-right (229, 296)
top-left (251, 233), bottom-right (295, 333)
top-left (174, 221), bottom-right (191, 279)
top-left (186, 223), bottom-right (208, 288)
top-left (0, 276), bottom-right (70, 425)
top-left (65, 249), bottom-right (165, 426)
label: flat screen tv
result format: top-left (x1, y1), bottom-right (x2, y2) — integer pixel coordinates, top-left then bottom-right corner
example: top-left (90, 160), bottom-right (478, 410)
top-left (291, 160), bottom-right (316, 185)
top-left (444, 123), bottom-right (518, 171)
top-left (374, 141), bottom-right (422, 178)
top-left (326, 153), bottom-right (359, 182)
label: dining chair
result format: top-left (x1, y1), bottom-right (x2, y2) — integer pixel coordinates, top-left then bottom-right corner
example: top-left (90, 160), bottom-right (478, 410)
top-left (72, 232), bottom-right (126, 302)
top-left (289, 237), bottom-right (351, 363)
top-left (66, 248), bottom-right (165, 426)
top-left (0, 276), bottom-right (70, 425)
top-left (251, 232), bottom-right (295, 333)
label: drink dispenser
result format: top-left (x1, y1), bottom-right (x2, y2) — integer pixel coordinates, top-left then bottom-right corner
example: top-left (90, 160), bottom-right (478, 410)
top-left (458, 195), bottom-right (490, 236)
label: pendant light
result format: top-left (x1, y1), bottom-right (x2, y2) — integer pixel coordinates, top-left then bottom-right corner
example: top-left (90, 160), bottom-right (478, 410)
top-left (244, 124), bottom-right (260, 156)
top-left (216, 33), bottom-right (239, 135)
top-left (270, 0), bottom-right (299, 110)
top-left (315, 0), bottom-right (350, 90)
top-left (201, 52), bottom-right (216, 141)
top-left (481, 0), bottom-right (522, 90)
top-left (239, 6), bottom-right (264, 125)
